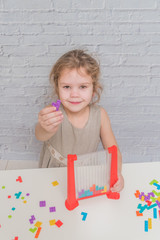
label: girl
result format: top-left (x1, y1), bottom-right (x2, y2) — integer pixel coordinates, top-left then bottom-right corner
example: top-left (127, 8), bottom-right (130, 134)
top-left (35, 49), bottom-right (124, 192)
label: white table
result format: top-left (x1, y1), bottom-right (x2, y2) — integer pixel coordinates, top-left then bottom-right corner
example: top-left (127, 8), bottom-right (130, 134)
top-left (0, 160), bottom-right (38, 170)
top-left (0, 162), bottom-right (160, 240)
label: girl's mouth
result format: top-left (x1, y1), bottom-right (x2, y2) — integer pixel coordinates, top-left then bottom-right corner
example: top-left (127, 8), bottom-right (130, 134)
top-left (69, 101), bottom-right (81, 105)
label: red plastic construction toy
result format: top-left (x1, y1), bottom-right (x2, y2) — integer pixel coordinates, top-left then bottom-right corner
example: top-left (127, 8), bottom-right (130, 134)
top-left (65, 145), bottom-right (120, 211)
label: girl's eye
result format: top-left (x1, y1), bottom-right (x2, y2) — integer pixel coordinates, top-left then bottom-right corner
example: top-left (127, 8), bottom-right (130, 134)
top-left (63, 86), bottom-right (70, 89)
top-left (80, 86), bottom-right (87, 89)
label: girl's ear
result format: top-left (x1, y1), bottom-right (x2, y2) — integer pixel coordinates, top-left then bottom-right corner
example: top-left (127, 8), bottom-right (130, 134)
top-left (92, 92), bottom-right (95, 97)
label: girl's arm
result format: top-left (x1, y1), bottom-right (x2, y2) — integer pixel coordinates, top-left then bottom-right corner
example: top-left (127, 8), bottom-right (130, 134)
top-left (100, 107), bottom-right (124, 192)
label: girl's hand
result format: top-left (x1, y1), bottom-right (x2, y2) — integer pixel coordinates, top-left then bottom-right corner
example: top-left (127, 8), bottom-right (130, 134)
top-left (38, 106), bottom-right (63, 133)
top-left (110, 172), bottom-right (124, 193)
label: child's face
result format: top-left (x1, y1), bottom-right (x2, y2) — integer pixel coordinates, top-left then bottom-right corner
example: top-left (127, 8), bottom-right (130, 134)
top-left (58, 68), bottom-right (94, 113)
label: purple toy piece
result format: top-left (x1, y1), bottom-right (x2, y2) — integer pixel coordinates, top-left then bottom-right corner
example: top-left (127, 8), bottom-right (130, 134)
top-left (156, 200), bottom-right (160, 208)
top-left (139, 192), bottom-right (145, 200)
top-left (29, 215), bottom-right (36, 224)
top-left (49, 206), bottom-right (56, 212)
top-left (39, 201), bottom-right (46, 207)
top-left (52, 99), bottom-right (61, 111)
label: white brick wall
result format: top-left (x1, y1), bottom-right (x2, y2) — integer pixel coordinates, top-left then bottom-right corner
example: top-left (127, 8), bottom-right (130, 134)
top-left (0, 0), bottom-right (160, 163)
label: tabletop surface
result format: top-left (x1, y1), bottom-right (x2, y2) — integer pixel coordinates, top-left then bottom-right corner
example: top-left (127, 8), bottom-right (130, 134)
top-left (0, 162), bottom-right (160, 240)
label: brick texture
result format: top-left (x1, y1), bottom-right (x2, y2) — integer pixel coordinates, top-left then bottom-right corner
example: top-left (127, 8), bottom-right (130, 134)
top-left (0, 0), bottom-right (160, 163)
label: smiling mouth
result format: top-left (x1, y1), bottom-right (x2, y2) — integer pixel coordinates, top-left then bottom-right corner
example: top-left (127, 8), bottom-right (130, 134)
top-left (69, 101), bottom-right (81, 104)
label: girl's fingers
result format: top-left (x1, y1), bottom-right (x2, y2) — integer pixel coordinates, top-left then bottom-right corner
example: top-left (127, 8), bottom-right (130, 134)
top-left (44, 115), bottom-right (63, 126)
top-left (110, 175), bottom-right (124, 192)
top-left (42, 111), bottom-right (63, 122)
top-left (39, 106), bottom-right (56, 116)
top-left (44, 120), bottom-right (63, 133)
top-left (40, 115), bottom-right (63, 129)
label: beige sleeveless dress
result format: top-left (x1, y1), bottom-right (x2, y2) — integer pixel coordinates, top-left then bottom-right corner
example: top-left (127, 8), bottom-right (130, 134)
top-left (39, 104), bottom-right (101, 168)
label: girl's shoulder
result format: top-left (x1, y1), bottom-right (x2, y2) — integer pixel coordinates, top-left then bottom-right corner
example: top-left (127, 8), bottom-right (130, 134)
top-left (90, 104), bottom-right (108, 116)
top-left (100, 107), bottom-right (110, 125)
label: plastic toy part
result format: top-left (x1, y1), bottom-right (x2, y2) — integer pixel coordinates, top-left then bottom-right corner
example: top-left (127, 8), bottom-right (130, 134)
top-left (52, 99), bottom-right (61, 111)
top-left (81, 212), bottom-right (88, 221)
top-left (39, 201), bottom-right (46, 207)
top-left (52, 181), bottom-right (59, 186)
top-left (29, 227), bottom-right (37, 233)
top-left (107, 145), bottom-right (120, 200)
top-left (144, 220), bottom-right (148, 232)
top-left (136, 211), bottom-right (143, 216)
top-left (35, 227), bottom-right (42, 238)
top-left (29, 215), bottom-right (36, 224)
top-left (49, 219), bottom-right (56, 226)
top-left (106, 191), bottom-right (120, 199)
top-left (134, 190), bottom-right (140, 198)
top-left (148, 218), bottom-right (152, 229)
top-left (153, 208), bottom-right (157, 219)
top-left (16, 176), bottom-right (22, 183)
top-left (65, 145), bottom-right (120, 211)
top-left (49, 206), bottom-right (56, 212)
top-left (35, 221), bottom-right (42, 228)
top-left (13, 237), bottom-right (19, 240)
top-left (15, 192), bottom-right (22, 199)
top-left (65, 154), bottom-right (79, 210)
top-left (55, 220), bottom-right (63, 227)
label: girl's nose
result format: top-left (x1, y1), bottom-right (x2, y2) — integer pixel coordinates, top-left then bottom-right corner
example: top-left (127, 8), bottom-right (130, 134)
top-left (70, 88), bottom-right (79, 97)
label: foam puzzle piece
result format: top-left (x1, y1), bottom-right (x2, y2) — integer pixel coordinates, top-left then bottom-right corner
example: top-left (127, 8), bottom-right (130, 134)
top-left (55, 220), bottom-right (63, 227)
top-left (141, 196), bottom-right (145, 201)
top-left (52, 100), bottom-right (61, 111)
top-left (153, 208), bottom-right (157, 219)
top-left (29, 215), bottom-right (36, 224)
top-left (39, 201), bottom-right (46, 207)
top-left (148, 218), bottom-right (152, 229)
top-left (16, 176), bottom-right (22, 183)
top-left (29, 227), bottom-right (37, 233)
top-left (134, 190), bottom-right (140, 198)
top-left (152, 190), bottom-right (160, 197)
top-left (150, 179), bottom-right (158, 185)
top-left (34, 221), bottom-right (42, 228)
top-left (35, 227), bottom-right (42, 238)
top-left (156, 200), bottom-right (160, 208)
top-left (52, 181), bottom-right (59, 186)
top-left (136, 211), bottom-right (143, 216)
top-left (13, 237), bottom-right (18, 240)
top-left (147, 203), bottom-right (157, 210)
top-left (138, 204), bottom-right (147, 213)
top-left (15, 192), bottom-right (22, 199)
top-left (49, 219), bottom-right (56, 226)
top-left (49, 206), bottom-right (56, 212)
top-left (153, 183), bottom-right (160, 190)
top-left (139, 192), bottom-right (145, 200)
top-left (81, 212), bottom-right (88, 221)
top-left (144, 220), bottom-right (148, 232)
top-left (146, 200), bottom-right (152, 206)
